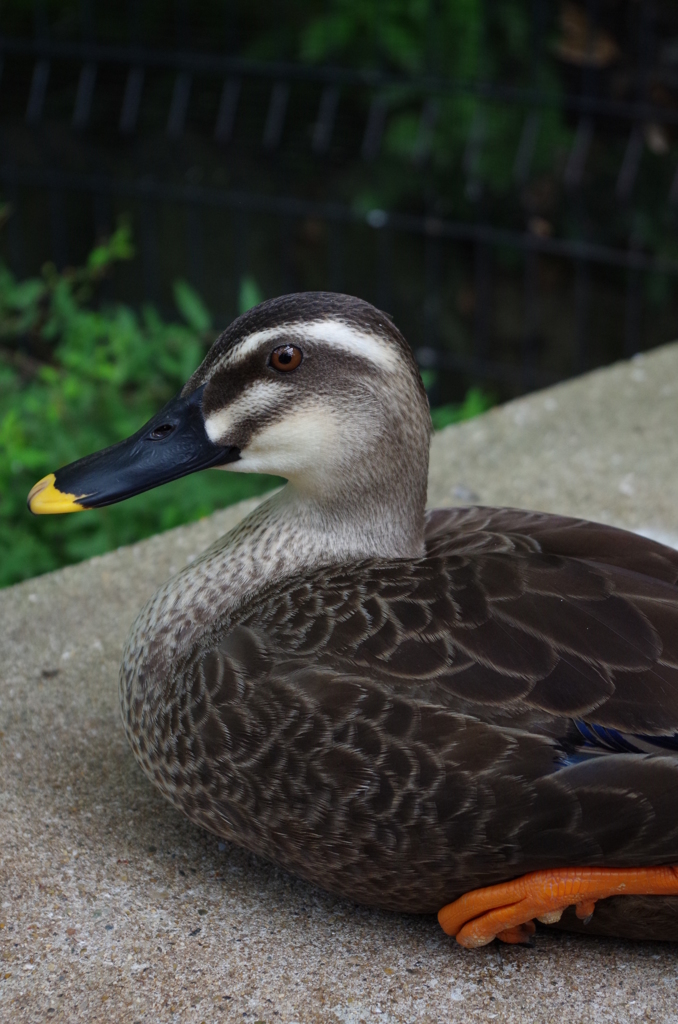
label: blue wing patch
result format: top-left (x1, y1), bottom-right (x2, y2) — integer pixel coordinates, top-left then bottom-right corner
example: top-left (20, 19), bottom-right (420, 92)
top-left (573, 720), bottom-right (678, 755)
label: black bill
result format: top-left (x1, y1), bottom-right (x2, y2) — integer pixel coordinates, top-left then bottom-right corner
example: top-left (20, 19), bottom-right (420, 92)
top-left (27, 384), bottom-right (239, 514)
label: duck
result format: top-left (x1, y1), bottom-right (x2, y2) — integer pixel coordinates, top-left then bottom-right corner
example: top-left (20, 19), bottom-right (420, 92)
top-left (27, 292), bottom-right (678, 947)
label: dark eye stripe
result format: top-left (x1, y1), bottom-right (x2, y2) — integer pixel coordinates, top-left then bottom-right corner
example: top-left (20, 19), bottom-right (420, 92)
top-left (270, 345), bottom-right (303, 372)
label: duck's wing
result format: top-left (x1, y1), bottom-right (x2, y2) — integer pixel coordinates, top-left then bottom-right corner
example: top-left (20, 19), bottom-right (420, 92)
top-left (226, 508), bottom-right (678, 739)
top-left (424, 505), bottom-right (678, 584)
top-left (180, 511), bottom-right (678, 910)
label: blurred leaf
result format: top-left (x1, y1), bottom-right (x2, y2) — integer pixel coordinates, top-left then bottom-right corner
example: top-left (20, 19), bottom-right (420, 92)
top-left (419, 368), bottom-right (437, 392)
top-left (430, 387), bottom-right (494, 430)
top-left (173, 279), bottom-right (212, 333)
top-left (87, 222), bottom-right (135, 273)
top-left (239, 275), bottom-right (265, 314)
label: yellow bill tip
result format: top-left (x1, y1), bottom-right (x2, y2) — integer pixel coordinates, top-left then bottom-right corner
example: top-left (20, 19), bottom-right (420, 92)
top-left (27, 473), bottom-right (87, 515)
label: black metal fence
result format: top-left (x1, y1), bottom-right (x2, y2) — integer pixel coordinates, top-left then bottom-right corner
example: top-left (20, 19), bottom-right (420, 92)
top-left (2, 2), bottom-right (678, 401)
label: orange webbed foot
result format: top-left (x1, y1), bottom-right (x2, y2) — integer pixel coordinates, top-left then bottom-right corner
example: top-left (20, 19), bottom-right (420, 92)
top-left (438, 865), bottom-right (678, 948)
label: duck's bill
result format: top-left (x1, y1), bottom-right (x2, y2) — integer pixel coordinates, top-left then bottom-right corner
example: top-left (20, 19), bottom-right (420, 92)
top-left (27, 385), bottom-right (239, 515)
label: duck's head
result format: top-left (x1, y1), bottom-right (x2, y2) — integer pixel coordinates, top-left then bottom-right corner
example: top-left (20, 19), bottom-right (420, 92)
top-left (28, 292), bottom-right (431, 535)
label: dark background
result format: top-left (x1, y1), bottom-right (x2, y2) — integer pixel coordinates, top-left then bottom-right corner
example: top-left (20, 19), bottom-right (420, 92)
top-left (3, 1), bottom-right (678, 398)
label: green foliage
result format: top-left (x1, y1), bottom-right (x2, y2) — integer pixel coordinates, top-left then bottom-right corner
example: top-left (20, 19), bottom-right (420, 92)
top-left (238, 276), bottom-right (265, 315)
top-left (299, 0), bottom-right (483, 75)
top-left (0, 225), bottom-right (278, 588)
top-left (173, 279), bottom-right (212, 334)
top-left (429, 387), bottom-right (494, 431)
top-left (298, 0), bottom-right (571, 203)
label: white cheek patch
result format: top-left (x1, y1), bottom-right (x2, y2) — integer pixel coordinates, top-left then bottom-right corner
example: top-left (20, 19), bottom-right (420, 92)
top-left (225, 319), bottom-right (400, 373)
top-left (204, 380), bottom-right (287, 443)
top-left (229, 404), bottom-right (345, 479)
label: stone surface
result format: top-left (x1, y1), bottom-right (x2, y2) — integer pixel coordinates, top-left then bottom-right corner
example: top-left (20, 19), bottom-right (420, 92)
top-left (3, 344), bottom-right (678, 1023)
top-left (428, 344), bottom-right (678, 545)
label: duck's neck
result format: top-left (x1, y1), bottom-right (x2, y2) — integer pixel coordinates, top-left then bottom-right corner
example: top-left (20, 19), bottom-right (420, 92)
top-left (180, 474), bottom-right (427, 616)
top-left (122, 471), bottom-right (427, 703)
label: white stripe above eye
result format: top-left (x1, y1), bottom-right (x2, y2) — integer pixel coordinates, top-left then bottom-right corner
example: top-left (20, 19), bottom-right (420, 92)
top-left (224, 319), bottom-right (401, 372)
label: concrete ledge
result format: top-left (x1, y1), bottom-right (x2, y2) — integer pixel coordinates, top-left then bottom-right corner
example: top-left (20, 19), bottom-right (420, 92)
top-left (428, 343), bottom-right (678, 545)
top-left (3, 345), bottom-right (678, 1023)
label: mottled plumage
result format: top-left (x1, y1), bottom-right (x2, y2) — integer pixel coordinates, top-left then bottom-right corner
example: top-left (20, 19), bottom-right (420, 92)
top-left (30, 292), bottom-right (678, 941)
top-left (122, 505), bottom-right (678, 934)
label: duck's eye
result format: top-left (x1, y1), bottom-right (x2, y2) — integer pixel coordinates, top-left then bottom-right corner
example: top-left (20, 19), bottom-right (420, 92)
top-left (270, 345), bottom-right (302, 372)
top-left (149, 423), bottom-right (175, 441)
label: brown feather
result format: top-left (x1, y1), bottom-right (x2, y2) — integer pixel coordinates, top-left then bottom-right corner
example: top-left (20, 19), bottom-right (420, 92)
top-left (123, 508), bottom-right (678, 931)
